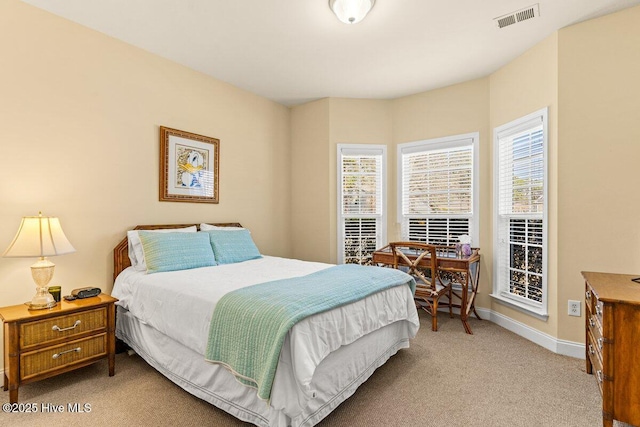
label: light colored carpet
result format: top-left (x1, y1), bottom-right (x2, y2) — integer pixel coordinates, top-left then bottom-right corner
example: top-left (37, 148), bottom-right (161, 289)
top-left (2, 311), bottom-right (622, 426)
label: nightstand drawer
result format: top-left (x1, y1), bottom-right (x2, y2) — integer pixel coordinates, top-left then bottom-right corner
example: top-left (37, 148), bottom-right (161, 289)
top-left (20, 333), bottom-right (107, 380)
top-left (20, 307), bottom-right (107, 350)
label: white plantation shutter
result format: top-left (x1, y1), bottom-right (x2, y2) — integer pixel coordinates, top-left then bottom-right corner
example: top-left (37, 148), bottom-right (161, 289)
top-left (398, 134), bottom-right (478, 245)
top-left (493, 108), bottom-right (548, 316)
top-left (342, 218), bottom-right (378, 264)
top-left (338, 145), bottom-right (386, 264)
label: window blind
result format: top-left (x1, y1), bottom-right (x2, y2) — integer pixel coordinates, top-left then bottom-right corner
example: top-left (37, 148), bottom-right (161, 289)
top-left (341, 154), bottom-right (382, 217)
top-left (497, 126), bottom-right (544, 216)
top-left (399, 135), bottom-right (476, 246)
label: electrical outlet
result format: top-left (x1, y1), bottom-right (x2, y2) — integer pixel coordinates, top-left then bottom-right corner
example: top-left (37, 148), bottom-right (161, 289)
top-left (568, 300), bottom-right (581, 317)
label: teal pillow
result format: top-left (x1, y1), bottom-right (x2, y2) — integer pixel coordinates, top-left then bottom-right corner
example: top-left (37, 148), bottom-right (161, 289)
top-left (202, 229), bottom-right (262, 264)
top-left (139, 231), bottom-right (217, 274)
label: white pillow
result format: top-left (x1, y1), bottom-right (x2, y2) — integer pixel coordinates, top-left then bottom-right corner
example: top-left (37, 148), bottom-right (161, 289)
top-left (200, 223), bottom-right (245, 231)
top-left (127, 226), bottom-right (197, 271)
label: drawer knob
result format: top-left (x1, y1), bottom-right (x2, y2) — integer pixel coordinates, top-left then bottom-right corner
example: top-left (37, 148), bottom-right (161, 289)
top-left (588, 344), bottom-right (595, 355)
top-left (589, 318), bottom-right (596, 328)
top-left (585, 290), bottom-right (591, 300)
top-left (596, 370), bottom-right (603, 383)
top-left (598, 337), bottom-right (604, 350)
top-left (596, 305), bottom-right (603, 317)
top-left (52, 320), bottom-right (81, 332)
top-left (52, 347), bottom-right (81, 359)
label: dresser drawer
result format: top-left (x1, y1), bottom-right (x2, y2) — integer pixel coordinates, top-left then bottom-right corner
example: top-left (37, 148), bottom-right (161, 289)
top-left (589, 346), bottom-right (604, 396)
top-left (20, 307), bottom-right (107, 350)
top-left (585, 286), bottom-right (594, 315)
top-left (594, 298), bottom-right (605, 323)
top-left (586, 329), bottom-right (600, 362)
top-left (20, 333), bottom-right (107, 380)
top-left (588, 314), bottom-right (604, 351)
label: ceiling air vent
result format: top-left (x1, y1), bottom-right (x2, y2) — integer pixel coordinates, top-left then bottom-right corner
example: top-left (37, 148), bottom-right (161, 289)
top-left (494, 4), bottom-right (539, 29)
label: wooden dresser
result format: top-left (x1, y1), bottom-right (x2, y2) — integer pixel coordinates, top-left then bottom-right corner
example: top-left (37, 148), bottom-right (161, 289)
top-left (1, 294), bottom-right (116, 403)
top-left (582, 272), bottom-right (640, 427)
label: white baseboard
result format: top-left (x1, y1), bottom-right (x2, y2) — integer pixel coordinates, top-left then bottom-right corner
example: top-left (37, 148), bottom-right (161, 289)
top-left (439, 305), bottom-right (585, 359)
top-left (482, 309), bottom-right (585, 359)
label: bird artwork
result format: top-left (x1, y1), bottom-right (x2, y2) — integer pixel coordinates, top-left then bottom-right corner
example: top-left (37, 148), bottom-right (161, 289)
top-left (178, 150), bottom-right (206, 188)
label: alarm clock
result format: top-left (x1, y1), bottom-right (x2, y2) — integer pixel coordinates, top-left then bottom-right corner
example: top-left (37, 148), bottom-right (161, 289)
top-left (71, 287), bottom-right (102, 299)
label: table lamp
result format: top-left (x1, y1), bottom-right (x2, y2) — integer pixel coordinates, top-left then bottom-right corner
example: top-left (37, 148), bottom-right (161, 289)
top-left (3, 212), bottom-right (76, 309)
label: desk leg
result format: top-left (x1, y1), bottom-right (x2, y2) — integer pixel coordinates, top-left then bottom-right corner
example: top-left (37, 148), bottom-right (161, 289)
top-left (459, 262), bottom-right (481, 335)
top-left (469, 260), bottom-right (482, 322)
top-left (460, 273), bottom-right (473, 335)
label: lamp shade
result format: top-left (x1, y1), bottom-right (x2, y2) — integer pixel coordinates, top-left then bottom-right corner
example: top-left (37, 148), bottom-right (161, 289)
top-left (329, 0), bottom-right (375, 24)
top-left (3, 214), bottom-right (76, 258)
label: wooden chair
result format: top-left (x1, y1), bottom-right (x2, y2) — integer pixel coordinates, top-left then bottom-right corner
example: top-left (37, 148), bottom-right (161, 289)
top-left (388, 242), bottom-right (453, 331)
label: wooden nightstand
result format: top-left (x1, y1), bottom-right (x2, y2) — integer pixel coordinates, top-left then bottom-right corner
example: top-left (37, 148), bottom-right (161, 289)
top-left (1, 294), bottom-right (117, 403)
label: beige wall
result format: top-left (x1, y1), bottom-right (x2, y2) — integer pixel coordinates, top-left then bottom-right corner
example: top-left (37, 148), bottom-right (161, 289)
top-left (489, 33), bottom-right (559, 337)
top-left (290, 99), bottom-right (331, 262)
top-left (0, 0), bottom-right (291, 368)
top-left (557, 5), bottom-right (640, 341)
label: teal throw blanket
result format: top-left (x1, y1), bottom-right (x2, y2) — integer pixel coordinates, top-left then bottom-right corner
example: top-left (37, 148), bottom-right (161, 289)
top-left (204, 264), bottom-right (415, 401)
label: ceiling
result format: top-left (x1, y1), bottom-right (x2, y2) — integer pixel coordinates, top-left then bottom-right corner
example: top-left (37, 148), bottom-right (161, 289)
top-left (22, 0), bottom-right (640, 106)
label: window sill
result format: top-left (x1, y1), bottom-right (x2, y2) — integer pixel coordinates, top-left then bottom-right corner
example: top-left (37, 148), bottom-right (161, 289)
top-left (490, 293), bottom-right (549, 321)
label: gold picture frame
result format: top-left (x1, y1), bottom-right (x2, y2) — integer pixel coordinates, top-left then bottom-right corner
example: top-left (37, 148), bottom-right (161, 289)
top-left (159, 126), bottom-right (219, 203)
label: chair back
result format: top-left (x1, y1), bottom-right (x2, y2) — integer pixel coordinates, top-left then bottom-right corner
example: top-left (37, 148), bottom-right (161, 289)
top-left (388, 241), bottom-right (439, 287)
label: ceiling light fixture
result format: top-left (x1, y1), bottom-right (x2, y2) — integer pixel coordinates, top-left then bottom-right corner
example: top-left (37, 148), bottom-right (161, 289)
top-left (329, 0), bottom-right (375, 25)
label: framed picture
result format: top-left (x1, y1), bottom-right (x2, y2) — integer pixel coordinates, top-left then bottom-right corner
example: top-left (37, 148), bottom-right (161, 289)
top-left (159, 126), bottom-right (219, 203)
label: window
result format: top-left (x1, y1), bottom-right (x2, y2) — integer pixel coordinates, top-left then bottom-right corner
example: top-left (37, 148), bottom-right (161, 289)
top-left (493, 108), bottom-right (548, 317)
top-left (337, 144), bottom-right (386, 265)
top-left (398, 133), bottom-right (479, 246)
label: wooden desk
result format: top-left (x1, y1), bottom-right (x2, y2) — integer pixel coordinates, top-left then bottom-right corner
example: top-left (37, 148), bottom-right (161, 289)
top-left (372, 245), bottom-right (481, 334)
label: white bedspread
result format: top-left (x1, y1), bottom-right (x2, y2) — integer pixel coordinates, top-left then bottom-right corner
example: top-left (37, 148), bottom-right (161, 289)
top-left (112, 256), bottom-right (419, 415)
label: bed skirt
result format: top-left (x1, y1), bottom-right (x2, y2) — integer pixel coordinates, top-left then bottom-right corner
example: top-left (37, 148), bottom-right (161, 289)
top-left (116, 306), bottom-right (414, 427)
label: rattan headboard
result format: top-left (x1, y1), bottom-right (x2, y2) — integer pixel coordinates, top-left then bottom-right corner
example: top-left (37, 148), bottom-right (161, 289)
top-left (113, 223), bottom-right (243, 282)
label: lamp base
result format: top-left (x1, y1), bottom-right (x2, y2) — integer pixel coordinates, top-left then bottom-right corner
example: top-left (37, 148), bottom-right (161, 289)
top-left (26, 300), bottom-right (57, 310)
top-left (26, 285), bottom-right (57, 310)
top-left (25, 258), bottom-right (57, 309)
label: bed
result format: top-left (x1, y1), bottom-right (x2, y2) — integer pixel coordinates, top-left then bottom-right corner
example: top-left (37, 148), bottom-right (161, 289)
top-left (111, 223), bottom-right (419, 426)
